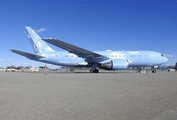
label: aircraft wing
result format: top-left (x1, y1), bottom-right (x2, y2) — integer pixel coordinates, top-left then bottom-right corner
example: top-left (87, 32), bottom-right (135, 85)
top-left (10, 49), bottom-right (45, 59)
top-left (42, 38), bottom-right (108, 63)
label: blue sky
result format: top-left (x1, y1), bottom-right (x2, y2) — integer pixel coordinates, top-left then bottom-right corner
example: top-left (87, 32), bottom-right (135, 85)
top-left (0, 0), bottom-right (177, 68)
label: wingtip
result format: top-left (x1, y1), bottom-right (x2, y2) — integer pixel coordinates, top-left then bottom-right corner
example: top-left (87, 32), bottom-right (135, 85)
top-left (8, 48), bottom-right (13, 51)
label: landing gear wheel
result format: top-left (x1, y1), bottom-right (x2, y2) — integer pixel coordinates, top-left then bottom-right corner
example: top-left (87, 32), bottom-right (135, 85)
top-left (90, 69), bottom-right (99, 73)
top-left (152, 69), bottom-right (156, 73)
top-left (94, 69), bottom-right (99, 73)
top-left (90, 69), bottom-right (94, 73)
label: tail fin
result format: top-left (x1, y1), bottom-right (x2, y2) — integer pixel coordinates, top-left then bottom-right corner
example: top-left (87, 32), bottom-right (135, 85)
top-left (25, 26), bottom-right (55, 54)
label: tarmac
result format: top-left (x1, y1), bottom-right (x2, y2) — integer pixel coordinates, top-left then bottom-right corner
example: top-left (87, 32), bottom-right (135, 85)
top-left (0, 71), bottom-right (177, 120)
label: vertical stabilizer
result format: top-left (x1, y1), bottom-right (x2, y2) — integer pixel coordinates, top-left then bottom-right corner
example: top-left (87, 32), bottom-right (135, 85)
top-left (25, 26), bottom-right (55, 54)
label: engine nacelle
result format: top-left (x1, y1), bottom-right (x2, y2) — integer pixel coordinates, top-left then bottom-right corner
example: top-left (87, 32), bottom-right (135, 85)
top-left (100, 59), bottom-right (128, 70)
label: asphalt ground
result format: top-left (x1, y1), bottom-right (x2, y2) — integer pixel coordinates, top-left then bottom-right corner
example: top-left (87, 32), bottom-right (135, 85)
top-left (0, 71), bottom-right (177, 120)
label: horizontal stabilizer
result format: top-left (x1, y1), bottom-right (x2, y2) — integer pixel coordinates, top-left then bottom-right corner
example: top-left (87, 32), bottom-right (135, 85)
top-left (9, 49), bottom-right (45, 59)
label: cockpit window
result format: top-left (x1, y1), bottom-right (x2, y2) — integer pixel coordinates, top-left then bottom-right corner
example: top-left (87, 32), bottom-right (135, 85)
top-left (161, 54), bottom-right (164, 57)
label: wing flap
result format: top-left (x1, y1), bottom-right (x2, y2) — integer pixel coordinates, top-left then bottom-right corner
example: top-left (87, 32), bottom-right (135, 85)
top-left (42, 38), bottom-right (108, 63)
top-left (10, 49), bottom-right (45, 59)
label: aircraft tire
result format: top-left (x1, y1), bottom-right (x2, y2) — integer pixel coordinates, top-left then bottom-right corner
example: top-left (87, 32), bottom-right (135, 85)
top-left (90, 69), bottom-right (99, 73)
top-left (152, 69), bottom-right (156, 73)
top-left (95, 69), bottom-right (99, 73)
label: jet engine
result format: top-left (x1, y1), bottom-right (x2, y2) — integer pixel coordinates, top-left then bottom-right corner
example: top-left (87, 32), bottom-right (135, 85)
top-left (99, 59), bottom-right (129, 70)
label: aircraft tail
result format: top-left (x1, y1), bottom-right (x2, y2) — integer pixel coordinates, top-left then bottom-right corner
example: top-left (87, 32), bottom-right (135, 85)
top-left (25, 26), bottom-right (55, 54)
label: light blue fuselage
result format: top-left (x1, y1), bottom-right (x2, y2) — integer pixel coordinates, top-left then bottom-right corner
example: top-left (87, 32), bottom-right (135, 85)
top-left (35, 50), bottom-right (167, 68)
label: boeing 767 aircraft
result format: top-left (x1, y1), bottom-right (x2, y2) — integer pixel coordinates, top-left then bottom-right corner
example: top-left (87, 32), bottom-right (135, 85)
top-left (10, 26), bottom-right (168, 73)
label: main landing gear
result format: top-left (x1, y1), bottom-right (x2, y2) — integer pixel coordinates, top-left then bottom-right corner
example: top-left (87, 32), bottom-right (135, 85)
top-left (90, 69), bottom-right (99, 73)
top-left (90, 63), bottom-right (99, 73)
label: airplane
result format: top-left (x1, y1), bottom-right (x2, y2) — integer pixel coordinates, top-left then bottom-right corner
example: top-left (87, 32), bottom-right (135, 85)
top-left (10, 26), bottom-right (168, 73)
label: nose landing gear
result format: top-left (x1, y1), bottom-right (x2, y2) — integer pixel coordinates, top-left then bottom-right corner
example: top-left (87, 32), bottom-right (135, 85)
top-left (152, 69), bottom-right (157, 73)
